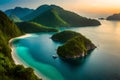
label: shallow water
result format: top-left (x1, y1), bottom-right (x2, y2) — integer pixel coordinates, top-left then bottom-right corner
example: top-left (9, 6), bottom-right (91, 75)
top-left (13, 20), bottom-right (120, 80)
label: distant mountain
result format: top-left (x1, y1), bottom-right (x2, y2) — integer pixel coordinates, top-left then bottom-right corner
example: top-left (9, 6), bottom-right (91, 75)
top-left (31, 9), bottom-right (69, 27)
top-left (30, 5), bottom-right (101, 27)
top-left (0, 11), bottom-right (40, 80)
top-left (6, 5), bottom-right (101, 27)
top-left (9, 14), bottom-right (22, 22)
top-left (5, 7), bottom-right (34, 19)
top-left (22, 5), bottom-right (51, 21)
top-left (50, 5), bottom-right (100, 27)
top-left (107, 13), bottom-right (120, 20)
top-left (16, 22), bottom-right (58, 33)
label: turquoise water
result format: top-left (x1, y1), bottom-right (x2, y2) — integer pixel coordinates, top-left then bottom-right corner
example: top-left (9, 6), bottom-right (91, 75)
top-left (13, 20), bottom-right (120, 80)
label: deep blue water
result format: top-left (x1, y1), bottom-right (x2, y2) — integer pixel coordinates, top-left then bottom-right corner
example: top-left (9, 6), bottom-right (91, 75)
top-left (13, 20), bottom-right (120, 80)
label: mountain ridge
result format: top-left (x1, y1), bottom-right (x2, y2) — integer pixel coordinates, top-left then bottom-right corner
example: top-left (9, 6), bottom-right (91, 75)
top-left (22, 5), bottom-right (51, 21)
top-left (5, 7), bottom-right (34, 19)
top-left (5, 4), bottom-right (101, 28)
top-left (30, 4), bottom-right (101, 27)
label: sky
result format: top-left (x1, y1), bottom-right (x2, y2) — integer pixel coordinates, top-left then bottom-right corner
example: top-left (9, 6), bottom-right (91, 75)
top-left (0, 0), bottom-right (120, 18)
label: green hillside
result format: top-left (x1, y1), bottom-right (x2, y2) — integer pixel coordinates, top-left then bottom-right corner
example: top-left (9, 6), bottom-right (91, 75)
top-left (16, 22), bottom-right (58, 33)
top-left (0, 11), bottom-right (22, 39)
top-left (50, 5), bottom-right (101, 27)
top-left (31, 9), bottom-right (69, 27)
top-left (30, 5), bottom-right (100, 27)
top-left (0, 11), bottom-right (41, 80)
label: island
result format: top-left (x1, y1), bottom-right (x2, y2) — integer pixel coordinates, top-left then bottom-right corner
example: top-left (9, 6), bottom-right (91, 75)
top-left (51, 31), bottom-right (96, 59)
top-left (107, 13), bottom-right (120, 20)
top-left (98, 18), bottom-right (105, 20)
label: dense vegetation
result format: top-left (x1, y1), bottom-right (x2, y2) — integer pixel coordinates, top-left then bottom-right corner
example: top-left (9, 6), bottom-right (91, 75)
top-left (5, 7), bottom-right (34, 19)
top-left (107, 13), bottom-right (120, 20)
top-left (16, 22), bottom-right (58, 33)
top-left (51, 30), bottom-right (82, 43)
top-left (0, 11), bottom-right (41, 80)
top-left (0, 11), bottom-right (22, 39)
top-left (52, 31), bottom-right (96, 59)
top-left (31, 9), bottom-right (69, 27)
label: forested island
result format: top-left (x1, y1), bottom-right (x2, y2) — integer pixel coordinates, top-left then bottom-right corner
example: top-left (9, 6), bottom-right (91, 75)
top-left (0, 11), bottom-right (41, 80)
top-left (107, 13), bottom-right (120, 20)
top-left (52, 31), bottom-right (96, 59)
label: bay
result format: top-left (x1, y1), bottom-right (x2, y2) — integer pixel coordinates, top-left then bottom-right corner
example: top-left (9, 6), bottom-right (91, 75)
top-left (12, 20), bottom-right (120, 80)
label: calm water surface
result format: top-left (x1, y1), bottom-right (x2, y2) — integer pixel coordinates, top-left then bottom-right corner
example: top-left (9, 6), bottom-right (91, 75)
top-left (13, 20), bottom-right (120, 80)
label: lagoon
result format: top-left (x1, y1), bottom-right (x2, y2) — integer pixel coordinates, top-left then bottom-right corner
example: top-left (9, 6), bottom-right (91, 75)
top-left (12, 20), bottom-right (120, 80)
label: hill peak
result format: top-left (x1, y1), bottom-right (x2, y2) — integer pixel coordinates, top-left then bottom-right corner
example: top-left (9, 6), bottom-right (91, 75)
top-left (35, 5), bottom-right (49, 11)
top-left (50, 4), bottom-right (63, 10)
top-left (5, 7), bottom-right (34, 19)
top-left (36, 4), bottom-right (63, 11)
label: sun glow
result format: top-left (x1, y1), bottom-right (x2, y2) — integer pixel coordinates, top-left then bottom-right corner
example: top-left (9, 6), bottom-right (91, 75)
top-left (60, 0), bottom-right (120, 17)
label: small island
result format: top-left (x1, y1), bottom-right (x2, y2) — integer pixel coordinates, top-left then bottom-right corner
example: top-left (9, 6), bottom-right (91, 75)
top-left (98, 18), bottom-right (105, 20)
top-left (51, 31), bottom-right (96, 59)
top-left (107, 13), bottom-right (120, 20)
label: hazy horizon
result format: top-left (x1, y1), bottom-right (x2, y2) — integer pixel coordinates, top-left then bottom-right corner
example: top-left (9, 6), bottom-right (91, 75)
top-left (0, 0), bottom-right (120, 18)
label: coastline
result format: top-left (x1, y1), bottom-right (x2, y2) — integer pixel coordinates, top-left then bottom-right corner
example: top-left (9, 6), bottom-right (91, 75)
top-left (9, 34), bottom-right (32, 65)
top-left (9, 34), bottom-right (43, 80)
